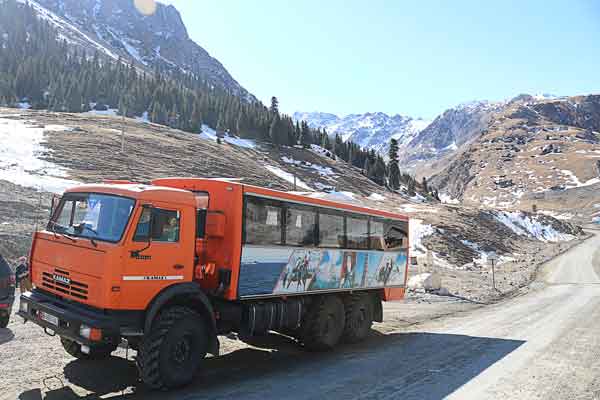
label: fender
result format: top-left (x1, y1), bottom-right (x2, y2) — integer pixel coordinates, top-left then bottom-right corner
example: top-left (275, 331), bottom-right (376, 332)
top-left (144, 282), bottom-right (219, 355)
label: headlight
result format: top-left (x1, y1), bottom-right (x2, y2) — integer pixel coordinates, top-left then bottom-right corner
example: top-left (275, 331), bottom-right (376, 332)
top-left (19, 301), bottom-right (28, 314)
top-left (79, 324), bottom-right (102, 341)
top-left (79, 324), bottom-right (91, 339)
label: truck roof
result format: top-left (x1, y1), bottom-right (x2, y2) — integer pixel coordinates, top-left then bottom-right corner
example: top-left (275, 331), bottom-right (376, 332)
top-left (152, 178), bottom-right (409, 222)
top-left (64, 183), bottom-right (197, 205)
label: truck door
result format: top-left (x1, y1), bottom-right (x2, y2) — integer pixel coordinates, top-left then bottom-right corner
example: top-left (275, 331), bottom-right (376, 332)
top-left (120, 203), bottom-right (194, 310)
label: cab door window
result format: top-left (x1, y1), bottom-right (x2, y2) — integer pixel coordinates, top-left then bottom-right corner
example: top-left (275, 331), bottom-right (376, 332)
top-left (134, 208), bottom-right (180, 243)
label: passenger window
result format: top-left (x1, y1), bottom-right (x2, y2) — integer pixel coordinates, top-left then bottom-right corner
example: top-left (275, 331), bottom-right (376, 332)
top-left (318, 212), bottom-right (345, 248)
top-left (346, 216), bottom-right (369, 249)
top-left (370, 219), bottom-right (385, 250)
top-left (134, 208), bottom-right (180, 243)
top-left (285, 205), bottom-right (316, 246)
top-left (244, 197), bottom-right (283, 245)
top-left (384, 221), bottom-right (408, 250)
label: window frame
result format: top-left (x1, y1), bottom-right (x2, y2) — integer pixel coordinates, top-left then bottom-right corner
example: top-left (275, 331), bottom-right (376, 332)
top-left (243, 195), bottom-right (284, 246)
top-left (48, 192), bottom-right (136, 244)
top-left (133, 207), bottom-right (182, 244)
top-left (283, 203), bottom-right (318, 247)
top-left (316, 209), bottom-right (347, 249)
top-left (242, 194), bottom-right (409, 251)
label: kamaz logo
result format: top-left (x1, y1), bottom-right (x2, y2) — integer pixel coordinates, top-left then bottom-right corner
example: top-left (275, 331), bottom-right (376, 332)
top-left (53, 274), bottom-right (70, 285)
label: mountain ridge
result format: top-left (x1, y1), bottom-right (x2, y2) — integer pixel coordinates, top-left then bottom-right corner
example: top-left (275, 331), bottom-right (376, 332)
top-left (28, 0), bottom-right (256, 101)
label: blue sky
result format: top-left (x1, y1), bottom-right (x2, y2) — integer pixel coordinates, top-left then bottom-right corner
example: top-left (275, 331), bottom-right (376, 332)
top-left (159, 0), bottom-right (600, 119)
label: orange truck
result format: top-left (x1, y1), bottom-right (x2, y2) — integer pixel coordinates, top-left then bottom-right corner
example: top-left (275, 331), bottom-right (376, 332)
top-left (18, 178), bottom-right (410, 389)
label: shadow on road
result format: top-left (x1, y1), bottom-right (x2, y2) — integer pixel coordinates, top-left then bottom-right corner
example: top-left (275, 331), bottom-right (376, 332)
top-left (0, 327), bottom-right (14, 345)
top-left (23, 331), bottom-right (525, 400)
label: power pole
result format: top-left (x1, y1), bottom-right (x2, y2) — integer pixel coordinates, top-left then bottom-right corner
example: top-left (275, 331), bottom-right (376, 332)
top-left (121, 113), bottom-right (125, 153)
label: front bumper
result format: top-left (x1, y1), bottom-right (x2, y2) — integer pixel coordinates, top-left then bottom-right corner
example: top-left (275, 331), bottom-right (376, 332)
top-left (18, 290), bottom-right (120, 346)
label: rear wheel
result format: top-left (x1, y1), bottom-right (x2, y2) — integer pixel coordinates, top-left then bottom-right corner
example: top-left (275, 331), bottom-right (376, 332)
top-left (302, 296), bottom-right (345, 351)
top-left (342, 294), bottom-right (374, 343)
top-left (137, 306), bottom-right (208, 390)
top-left (60, 337), bottom-right (116, 360)
top-left (0, 315), bottom-right (9, 328)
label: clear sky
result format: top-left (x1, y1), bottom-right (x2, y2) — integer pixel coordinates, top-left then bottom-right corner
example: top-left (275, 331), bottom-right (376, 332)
top-left (158, 0), bottom-right (600, 119)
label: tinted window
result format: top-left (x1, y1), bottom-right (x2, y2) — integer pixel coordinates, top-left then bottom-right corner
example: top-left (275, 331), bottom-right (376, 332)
top-left (244, 197), bottom-right (283, 245)
top-left (285, 205), bottom-right (316, 246)
top-left (134, 208), bottom-right (180, 243)
top-left (370, 219), bottom-right (385, 250)
top-left (346, 216), bottom-right (369, 249)
top-left (196, 209), bottom-right (207, 238)
top-left (318, 212), bottom-right (345, 248)
top-left (384, 221), bottom-right (408, 250)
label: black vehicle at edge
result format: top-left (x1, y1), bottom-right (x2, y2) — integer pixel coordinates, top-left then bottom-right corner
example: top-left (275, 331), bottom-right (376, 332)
top-left (0, 254), bottom-right (16, 328)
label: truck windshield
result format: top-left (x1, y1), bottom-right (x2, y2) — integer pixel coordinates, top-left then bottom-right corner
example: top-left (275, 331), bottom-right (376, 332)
top-left (49, 193), bottom-right (135, 243)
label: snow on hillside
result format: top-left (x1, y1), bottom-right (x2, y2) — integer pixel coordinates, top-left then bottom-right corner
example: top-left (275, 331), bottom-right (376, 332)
top-left (410, 219), bottom-right (435, 256)
top-left (493, 211), bottom-right (576, 242)
top-left (293, 111), bottom-right (430, 154)
top-left (25, 0), bottom-right (120, 60)
top-left (0, 117), bottom-right (79, 193)
top-left (199, 125), bottom-right (256, 149)
top-left (281, 156), bottom-right (336, 177)
top-left (264, 165), bottom-right (312, 191)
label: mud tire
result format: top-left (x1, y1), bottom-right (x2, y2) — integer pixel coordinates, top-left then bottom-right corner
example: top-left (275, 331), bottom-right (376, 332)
top-left (302, 296), bottom-right (345, 351)
top-left (137, 306), bottom-right (208, 390)
top-left (342, 294), bottom-right (373, 343)
top-left (60, 337), bottom-right (116, 360)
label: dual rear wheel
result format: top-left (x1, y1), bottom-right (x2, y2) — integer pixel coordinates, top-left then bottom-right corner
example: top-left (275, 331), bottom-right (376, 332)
top-left (302, 293), bottom-right (375, 351)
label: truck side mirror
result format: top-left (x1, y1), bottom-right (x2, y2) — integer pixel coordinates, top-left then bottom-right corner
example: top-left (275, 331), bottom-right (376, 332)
top-left (50, 194), bottom-right (60, 218)
top-left (206, 211), bottom-right (225, 238)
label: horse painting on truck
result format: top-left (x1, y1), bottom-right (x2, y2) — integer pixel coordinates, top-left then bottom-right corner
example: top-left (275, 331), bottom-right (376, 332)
top-left (18, 178), bottom-right (409, 390)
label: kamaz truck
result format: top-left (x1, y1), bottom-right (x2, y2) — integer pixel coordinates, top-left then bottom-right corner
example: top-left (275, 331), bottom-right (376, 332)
top-left (18, 178), bottom-right (410, 389)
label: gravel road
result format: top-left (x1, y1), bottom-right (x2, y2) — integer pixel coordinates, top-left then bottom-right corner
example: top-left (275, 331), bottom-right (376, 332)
top-left (1, 233), bottom-right (599, 400)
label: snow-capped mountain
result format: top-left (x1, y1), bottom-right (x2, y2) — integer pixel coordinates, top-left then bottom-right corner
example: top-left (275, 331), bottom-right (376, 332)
top-left (293, 111), bottom-right (430, 154)
top-left (25, 0), bottom-right (255, 101)
top-left (400, 100), bottom-right (505, 165)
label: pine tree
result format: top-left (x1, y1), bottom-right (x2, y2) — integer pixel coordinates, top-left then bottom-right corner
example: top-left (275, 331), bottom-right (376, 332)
top-left (387, 138), bottom-right (401, 190)
top-left (270, 96), bottom-right (279, 115)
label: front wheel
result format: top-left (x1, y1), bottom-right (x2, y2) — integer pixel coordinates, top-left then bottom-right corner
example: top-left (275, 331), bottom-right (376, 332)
top-left (60, 338), bottom-right (116, 360)
top-left (137, 306), bottom-right (208, 390)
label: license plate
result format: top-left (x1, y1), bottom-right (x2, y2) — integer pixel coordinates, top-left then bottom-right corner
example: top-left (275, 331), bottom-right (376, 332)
top-left (39, 311), bottom-right (59, 326)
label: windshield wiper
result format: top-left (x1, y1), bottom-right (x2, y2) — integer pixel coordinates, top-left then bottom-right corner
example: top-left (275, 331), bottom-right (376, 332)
top-left (75, 223), bottom-right (98, 247)
top-left (48, 221), bottom-right (77, 243)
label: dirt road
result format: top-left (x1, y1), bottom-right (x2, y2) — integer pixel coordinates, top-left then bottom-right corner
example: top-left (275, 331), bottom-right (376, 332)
top-left (1, 233), bottom-right (599, 400)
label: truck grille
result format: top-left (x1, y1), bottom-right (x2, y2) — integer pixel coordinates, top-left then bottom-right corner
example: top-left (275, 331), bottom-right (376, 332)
top-left (42, 269), bottom-right (89, 300)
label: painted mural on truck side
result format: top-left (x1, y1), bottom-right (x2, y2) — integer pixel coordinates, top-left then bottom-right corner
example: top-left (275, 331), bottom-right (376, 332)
top-left (238, 246), bottom-right (408, 298)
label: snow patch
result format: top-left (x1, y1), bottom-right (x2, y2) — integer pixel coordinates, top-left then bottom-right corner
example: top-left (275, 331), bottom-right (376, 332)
top-left (199, 125), bottom-right (256, 149)
top-left (410, 219), bottom-right (434, 256)
top-left (264, 165), bottom-right (312, 191)
top-left (0, 118), bottom-right (79, 193)
top-left (367, 193), bottom-right (385, 201)
top-left (493, 211), bottom-right (575, 242)
top-left (439, 192), bottom-right (460, 204)
top-left (84, 108), bottom-right (119, 117)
